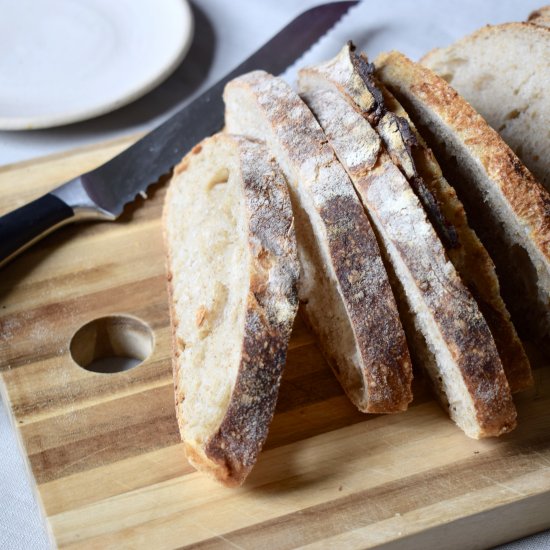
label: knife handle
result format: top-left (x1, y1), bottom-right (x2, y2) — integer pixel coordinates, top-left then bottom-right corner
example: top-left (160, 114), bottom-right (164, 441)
top-left (0, 193), bottom-right (74, 268)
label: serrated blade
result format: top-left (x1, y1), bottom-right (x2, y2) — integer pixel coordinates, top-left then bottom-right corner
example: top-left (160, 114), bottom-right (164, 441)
top-left (78, 1), bottom-right (358, 217)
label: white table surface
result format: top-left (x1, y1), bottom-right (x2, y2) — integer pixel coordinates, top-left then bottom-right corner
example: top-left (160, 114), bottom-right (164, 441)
top-left (1, 1), bottom-right (548, 548)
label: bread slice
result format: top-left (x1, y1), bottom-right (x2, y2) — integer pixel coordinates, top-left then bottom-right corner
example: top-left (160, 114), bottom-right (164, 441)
top-left (376, 51), bottom-right (550, 342)
top-left (163, 133), bottom-right (300, 486)
top-left (299, 85), bottom-right (516, 438)
top-left (528, 6), bottom-right (550, 27)
top-left (299, 43), bottom-right (531, 393)
top-left (421, 23), bottom-right (550, 191)
top-left (224, 71), bottom-right (413, 414)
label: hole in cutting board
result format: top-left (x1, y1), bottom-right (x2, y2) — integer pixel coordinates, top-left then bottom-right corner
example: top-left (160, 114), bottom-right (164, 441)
top-left (70, 315), bottom-right (154, 373)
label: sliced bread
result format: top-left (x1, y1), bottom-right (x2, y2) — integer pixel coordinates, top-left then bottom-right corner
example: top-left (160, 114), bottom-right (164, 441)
top-left (421, 23), bottom-right (550, 191)
top-left (377, 84), bottom-right (532, 393)
top-left (300, 86), bottom-right (516, 438)
top-left (163, 133), bottom-right (300, 486)
top-left (299, 43), bottom-right (531, 393)
top-left (376, 51), bottom-right (550, 341)
top-left (224, 71), bottom-right (413, 414)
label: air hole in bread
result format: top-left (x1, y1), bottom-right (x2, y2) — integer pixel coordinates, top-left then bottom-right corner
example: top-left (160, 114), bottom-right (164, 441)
top-left (208, 168), bottom-right (230, 190)
top-left (443, 57), bottom-right (468, 70)
top-left (505, 109), bottom-right (521, 121)
top-left (473, 73), bottom-right (495, 92)
top-left (195, 306), bottom-right (207, 327)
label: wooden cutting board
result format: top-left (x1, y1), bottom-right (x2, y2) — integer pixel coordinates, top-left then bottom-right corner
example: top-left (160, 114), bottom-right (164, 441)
top-left (1, 136), bottom-right (549, 550)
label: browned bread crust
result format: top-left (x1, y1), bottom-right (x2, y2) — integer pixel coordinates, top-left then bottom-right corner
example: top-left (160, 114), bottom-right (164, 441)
top-left (163, 134), bottom-right (299, 486)
top-left (224, 71), bottom-right (413, 414)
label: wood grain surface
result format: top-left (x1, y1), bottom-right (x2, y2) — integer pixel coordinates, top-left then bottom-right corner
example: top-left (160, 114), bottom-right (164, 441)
top-left (0, 137), bottom-right (549, 549)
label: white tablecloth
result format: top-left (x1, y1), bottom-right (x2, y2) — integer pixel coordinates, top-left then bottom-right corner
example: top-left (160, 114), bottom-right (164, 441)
top-left (1, 1), bottom-right (548, 548)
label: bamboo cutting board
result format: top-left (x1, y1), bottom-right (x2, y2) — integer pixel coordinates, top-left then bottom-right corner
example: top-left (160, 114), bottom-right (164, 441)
top-left (1, 136), bottom-right (549, 550)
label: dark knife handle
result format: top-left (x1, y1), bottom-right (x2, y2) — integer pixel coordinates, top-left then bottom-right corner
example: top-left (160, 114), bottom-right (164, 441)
top-left (0, 193), bottom-right (75, 267)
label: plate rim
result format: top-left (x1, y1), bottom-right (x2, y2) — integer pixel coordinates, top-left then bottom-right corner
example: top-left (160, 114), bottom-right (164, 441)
top-left (0, 0), bottom-right (194, 131)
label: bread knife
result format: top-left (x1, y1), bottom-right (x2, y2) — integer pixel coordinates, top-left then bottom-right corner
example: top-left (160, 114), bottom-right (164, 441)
top-left (0, 1), bottom-right (357, 268)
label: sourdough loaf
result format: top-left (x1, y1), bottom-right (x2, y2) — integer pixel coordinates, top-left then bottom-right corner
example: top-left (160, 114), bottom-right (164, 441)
top-left (224, 71), bottom-right (413, 414)
top-left (300, 85), bottom-right (516, 438)
top-left (163, 133), bottom-right (299, 486)
top-left (376, 51), bottom-right (550, 341)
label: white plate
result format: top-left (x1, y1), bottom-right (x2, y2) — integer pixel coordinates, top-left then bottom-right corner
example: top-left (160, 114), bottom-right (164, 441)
top-left (0, 0), bottom-right (193, 130)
